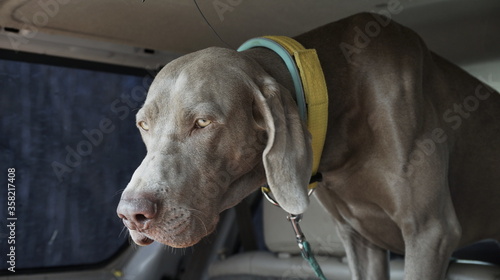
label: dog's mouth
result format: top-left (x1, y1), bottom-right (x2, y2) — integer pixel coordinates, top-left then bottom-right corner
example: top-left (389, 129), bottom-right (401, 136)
top-left (129, 230), bottom-right (155, 246)
top-left (126, 215), bottom-right (218, 248)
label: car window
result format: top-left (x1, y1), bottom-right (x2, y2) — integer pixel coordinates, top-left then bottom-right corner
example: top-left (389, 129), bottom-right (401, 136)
top-left (0, 57), bottom-right (148, 271)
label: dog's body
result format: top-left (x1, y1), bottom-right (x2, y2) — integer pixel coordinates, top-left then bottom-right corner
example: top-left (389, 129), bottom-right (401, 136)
top-left (117, 13), bottom-right (500, 279)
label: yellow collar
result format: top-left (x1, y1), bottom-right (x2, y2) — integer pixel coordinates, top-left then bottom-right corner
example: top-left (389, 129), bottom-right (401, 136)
top-left (238, 36), bottom-right (329, 190)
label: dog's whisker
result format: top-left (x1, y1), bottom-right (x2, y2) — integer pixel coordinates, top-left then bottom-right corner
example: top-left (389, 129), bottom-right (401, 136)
top-left (113, 189), bottom-right (125, 198)
top-left (119, 226), bottom-right (128, 238)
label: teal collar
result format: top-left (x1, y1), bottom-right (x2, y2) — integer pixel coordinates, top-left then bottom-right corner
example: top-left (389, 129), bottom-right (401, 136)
top-left (238, 38), bottom-right (307, 121)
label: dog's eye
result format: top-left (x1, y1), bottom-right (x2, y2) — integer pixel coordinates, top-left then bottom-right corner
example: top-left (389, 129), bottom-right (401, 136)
top-left (196, 118), bottom-right (212, 128)
top-left (138, 121), bottom-right (149, 131)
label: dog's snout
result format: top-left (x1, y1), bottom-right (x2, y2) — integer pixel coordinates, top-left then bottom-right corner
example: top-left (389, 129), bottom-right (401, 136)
top-left (117, 196), bottom-right (158, 230)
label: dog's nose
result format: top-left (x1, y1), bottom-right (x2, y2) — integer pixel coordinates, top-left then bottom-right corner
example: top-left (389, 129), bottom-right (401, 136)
top-left (117, 196), bottom-right (158, 230)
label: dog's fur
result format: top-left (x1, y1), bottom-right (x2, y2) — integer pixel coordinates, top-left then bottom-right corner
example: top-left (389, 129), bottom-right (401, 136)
top-left (117, 13), bottom-right (500, 279)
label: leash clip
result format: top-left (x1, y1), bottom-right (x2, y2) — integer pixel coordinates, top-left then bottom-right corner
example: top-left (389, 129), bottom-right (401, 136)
top-left (287, 213), bottom-right (309, 258)
top-left (287, 213), bottom-right (327, 280)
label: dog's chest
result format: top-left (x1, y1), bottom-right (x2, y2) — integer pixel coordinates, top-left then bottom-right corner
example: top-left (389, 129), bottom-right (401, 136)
top-left (316, 188), bottom-right (406, 253)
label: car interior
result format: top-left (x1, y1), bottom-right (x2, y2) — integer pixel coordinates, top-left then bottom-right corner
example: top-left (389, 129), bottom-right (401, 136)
top-left (1, 0), bottom-right (499, 279)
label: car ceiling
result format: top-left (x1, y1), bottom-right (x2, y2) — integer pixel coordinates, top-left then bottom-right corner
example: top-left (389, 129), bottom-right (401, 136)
top-left (0, 0), bottom-right (499, 71)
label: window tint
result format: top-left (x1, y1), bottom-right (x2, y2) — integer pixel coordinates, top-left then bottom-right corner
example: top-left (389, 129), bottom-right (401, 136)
top-left (0, 58), bottom-right (148, 270)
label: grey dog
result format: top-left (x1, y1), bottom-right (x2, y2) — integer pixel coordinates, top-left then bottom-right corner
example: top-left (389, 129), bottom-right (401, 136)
top-left (117, 13), bottom-right (500, 279)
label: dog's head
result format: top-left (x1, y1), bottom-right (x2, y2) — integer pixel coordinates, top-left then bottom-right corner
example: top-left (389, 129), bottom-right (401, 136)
top-left (117, 47), bottom-right (312, 247)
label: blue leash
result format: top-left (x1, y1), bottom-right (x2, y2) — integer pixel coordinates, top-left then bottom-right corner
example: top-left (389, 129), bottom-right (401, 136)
top-left (302, 241), bottom-right (327, 279)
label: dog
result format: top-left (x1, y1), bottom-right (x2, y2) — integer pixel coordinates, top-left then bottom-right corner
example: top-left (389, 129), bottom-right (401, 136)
top-left (117, 13), bottom-right (500, 279)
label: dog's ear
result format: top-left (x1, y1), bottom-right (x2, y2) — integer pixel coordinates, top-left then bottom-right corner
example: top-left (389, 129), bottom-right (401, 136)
top-left (253, 77), bottom-right (312, 215)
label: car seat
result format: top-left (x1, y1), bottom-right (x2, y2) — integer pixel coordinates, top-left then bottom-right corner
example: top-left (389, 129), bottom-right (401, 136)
top-left (208, 194), bottom-right (500, 279)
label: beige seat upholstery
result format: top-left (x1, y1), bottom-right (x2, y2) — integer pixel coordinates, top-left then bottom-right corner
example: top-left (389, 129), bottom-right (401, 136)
top-left (208, 195), bottom-right (500, 279)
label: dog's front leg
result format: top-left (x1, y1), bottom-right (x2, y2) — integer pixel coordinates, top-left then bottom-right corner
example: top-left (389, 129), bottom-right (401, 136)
top-left (397, 149), bottom-right (462, 280)
top-left (336, 222), bottom-right (389, 280)
top-left (401, 197), bottom-right (461, 280)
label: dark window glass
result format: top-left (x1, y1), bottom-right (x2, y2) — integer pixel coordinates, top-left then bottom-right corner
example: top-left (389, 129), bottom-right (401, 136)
top-left (0, 58), bottom-right (148, 270)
